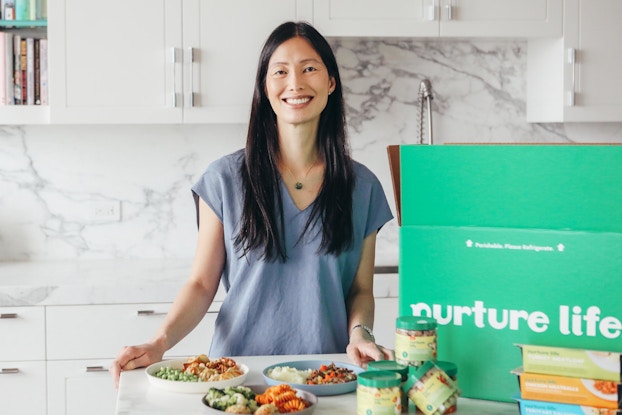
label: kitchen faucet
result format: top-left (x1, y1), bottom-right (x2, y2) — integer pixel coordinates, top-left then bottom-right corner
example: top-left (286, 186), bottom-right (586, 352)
top-left (417, 79), bottom-right (433, 145)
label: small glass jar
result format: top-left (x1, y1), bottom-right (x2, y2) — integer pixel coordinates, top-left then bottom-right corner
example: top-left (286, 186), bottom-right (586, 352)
top-left (357, 370), bottom-right (402, 415)
top-left (395, 316), bottom-right (438, 367)
top-left (367, 360), bottom-right (409, 413)
top-left (403, 361), bottom-right (461, 415)
top-left (435, 361), bottom-right (458, 413)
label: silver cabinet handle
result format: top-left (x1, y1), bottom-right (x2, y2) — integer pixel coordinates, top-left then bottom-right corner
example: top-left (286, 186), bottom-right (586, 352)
top-left (170, 47), bottom-right (180, 108)
top-left (426, 0), bottom-right (437, 21)
top-left (186, 47), bottom-right (195, 108)
top-left (1, 368), bottom-right (20, 374)
top-left (566, 47), bottom-right (576, 107)
top-left (0, 313), bottom-right (18, 319)
top-left (444, 4), bottom-right (452, 20)
top-left (86, 366), bottom-right (108, 373)
top-left (136, 309), bottom-right (167, 316)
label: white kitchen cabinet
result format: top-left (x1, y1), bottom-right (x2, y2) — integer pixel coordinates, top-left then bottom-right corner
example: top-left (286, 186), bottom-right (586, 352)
top-left (48, 0), bottom-right (304, 124)
top-left (0, 306), bottom-right (46, 360)
top-left (0, 307), bottom-right (46, 415)
top-left (527, 0), bottom-right (622, 122)
top-left (312, 0), bottom-right (561, 38)
top-left (45, 302), bottom-right (220, 415)
top-left (47, 359), bottom-right (116, 415)
top-left (0, 361), bottom-right (47, 415)
top-left (46, 302), bottom-right (220, 360)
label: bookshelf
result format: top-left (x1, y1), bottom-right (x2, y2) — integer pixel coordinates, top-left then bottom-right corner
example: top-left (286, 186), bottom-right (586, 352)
top-left (0, 7), bottom-right (48, 124)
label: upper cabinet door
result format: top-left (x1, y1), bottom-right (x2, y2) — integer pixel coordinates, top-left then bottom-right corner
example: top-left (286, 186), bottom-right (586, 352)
top-left (48, 0), bottom-right (183, 124)
top-left (313, 0), bottom-right (438, 37)
top-left (440, 0), bottom-right (562, 37)
top-left (312, 0), bottom-right (561, 38)
top-left (181, 0), bottom-right (300, 124)
top-left (527, 0), bottom-right (622, 122)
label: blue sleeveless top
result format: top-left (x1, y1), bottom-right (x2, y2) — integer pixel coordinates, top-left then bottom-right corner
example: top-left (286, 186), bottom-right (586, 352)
top-left (191, 149), bottom-right (393, 357)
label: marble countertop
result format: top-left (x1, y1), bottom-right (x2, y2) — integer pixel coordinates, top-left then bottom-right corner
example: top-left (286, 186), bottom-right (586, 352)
top-left (116, 353), bottom-right (519, 415)
top-left (0, 259), bottom-right (398, 307)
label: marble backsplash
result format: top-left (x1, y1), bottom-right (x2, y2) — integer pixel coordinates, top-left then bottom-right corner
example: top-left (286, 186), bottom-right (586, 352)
top-left (1, 38), bottom-right (621, 263)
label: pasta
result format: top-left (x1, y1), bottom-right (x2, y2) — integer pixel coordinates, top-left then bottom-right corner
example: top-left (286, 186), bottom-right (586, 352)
top-left (254, 385), bottom-right (310, 413)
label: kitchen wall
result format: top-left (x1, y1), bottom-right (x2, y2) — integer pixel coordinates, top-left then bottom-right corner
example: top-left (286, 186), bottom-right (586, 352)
top-left (1, 38), bottom-right (621, 264)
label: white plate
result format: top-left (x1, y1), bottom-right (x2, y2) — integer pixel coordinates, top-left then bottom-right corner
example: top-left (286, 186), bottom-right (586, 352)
top-left (262, 360), bottom-right (363, 396)
top-left (145, 358), bottom-right (248, 394)
top-left (201, 384), bottom-right (317, 415)
top-left (581, 378), bottom-right (619, 402)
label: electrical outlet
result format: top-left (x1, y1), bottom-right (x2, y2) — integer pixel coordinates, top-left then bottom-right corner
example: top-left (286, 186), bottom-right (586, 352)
top-left (88, 201), bottom-right (121, 222)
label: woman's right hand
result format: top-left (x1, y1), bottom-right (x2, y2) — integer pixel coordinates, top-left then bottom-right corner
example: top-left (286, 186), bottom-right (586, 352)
top-left (110, 340), bottom-right (165, 390)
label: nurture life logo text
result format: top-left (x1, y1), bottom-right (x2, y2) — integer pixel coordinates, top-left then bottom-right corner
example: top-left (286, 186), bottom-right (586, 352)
top-left (465, 239), bottom-right (565, 252)
top-left (410, 301), bottom-right (621, 339)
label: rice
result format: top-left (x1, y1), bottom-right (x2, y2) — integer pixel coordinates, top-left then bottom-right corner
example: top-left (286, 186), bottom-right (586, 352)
top-left (265, 366), bottom-right (312, 384)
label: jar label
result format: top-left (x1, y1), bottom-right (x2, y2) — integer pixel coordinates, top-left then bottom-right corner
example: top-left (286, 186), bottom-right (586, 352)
top-left (395, 333), bottom-right (437, 362)
top-left (407, 368), bottom-right (460, 415)
top-left (357, 386), bottom-right (402, 415)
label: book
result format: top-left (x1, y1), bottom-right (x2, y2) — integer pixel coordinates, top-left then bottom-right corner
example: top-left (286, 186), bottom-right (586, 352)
top-left (20, 37), bottom-right (25, 104)
top-left (15, 0), bottom-right (27, 21)
top-left (39, 37), bottom-right (46, 104)
top-left (28, 0), bottom-right (35, 20)
top-left (26, 36), bottom-right (33, 105)
top-left (34, 37), bottom-right (39, 104)
top-left (13, 33), bottom-right (20, 104)
top-left (1, 0), bottom-right (16, 20)
top-left (4, 31), bottom-right (14, 104)
top-left (0, 32), bottom-right (6, 105)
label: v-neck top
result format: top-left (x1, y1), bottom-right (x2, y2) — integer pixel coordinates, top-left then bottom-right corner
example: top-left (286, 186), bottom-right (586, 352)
top-left (191, 149), bottom-right (393, 357)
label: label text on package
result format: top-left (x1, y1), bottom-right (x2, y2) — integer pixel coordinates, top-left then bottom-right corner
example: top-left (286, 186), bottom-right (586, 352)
top-left (411, 302), bottom-right (621, 339)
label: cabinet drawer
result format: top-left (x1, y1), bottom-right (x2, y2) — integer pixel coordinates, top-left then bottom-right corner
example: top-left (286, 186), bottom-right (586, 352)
top-left (46, 303), bottom-right (219, 360)
top-left (0, 360), bottom-right (47, 415)
top-left (0, 306), bottom-right (45, 361)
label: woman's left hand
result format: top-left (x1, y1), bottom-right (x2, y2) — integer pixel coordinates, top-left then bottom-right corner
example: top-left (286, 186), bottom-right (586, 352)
top-left (346, 338), bottom-right (395, 368)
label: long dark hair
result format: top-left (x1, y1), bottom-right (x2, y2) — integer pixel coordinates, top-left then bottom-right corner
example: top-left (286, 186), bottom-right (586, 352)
top-left (233, 21), bottom-right (354, 262)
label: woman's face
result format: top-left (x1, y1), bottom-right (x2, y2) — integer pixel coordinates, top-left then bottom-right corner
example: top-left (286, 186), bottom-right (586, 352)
top-left (265, 37), bottom-right (336, 128)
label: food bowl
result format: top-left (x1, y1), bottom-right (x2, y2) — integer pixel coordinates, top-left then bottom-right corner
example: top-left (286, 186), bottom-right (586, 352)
top-left (145, 358), bottom-right (248, 394)
top-left (262, 360), bottom-right (363, 396)
top-left (201, 384), bottom-right (317, 414)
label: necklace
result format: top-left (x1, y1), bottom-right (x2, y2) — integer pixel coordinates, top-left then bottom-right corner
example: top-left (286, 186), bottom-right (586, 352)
top-left (283, 155), bottom-right (319, 190)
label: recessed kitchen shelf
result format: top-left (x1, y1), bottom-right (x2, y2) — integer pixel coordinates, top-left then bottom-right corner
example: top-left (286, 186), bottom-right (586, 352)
top-left (0, 19), bottom-right (47, 28)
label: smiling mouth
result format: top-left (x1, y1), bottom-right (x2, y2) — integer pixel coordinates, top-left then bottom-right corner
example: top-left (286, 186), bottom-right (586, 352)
top-left (284, 97), bottom-right (312, 105)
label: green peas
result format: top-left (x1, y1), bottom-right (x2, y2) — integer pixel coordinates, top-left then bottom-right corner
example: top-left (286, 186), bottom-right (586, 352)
top-left (154, 367), bottom-right (200, 382)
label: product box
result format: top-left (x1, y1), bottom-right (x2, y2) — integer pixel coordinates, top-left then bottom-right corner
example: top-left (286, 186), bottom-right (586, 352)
top-left (515, 395), bottom-right (622, 415)
top-left (388, 144), bottom-right (622, 402)
top-left (513, 368), bottom-right (622, 409)
top-left (518, 344), bottom-right (622, 381)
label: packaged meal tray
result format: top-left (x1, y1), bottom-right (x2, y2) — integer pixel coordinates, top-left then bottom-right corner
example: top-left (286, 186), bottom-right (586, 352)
top-left (512, 367), bottom-right (622, 409)
top-left (517, 344), bottom-right (622, 382)
top-left (514, 395), bottom-right (622, 415)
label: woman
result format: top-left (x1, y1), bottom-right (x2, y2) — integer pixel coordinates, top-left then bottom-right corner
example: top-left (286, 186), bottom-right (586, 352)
top-left (111, 21), bottom-right (393, 388)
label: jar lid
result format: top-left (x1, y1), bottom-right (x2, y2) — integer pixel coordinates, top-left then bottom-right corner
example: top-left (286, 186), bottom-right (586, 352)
top-left (402, 361), bottom-right (435, 392)
top-left (396, 316), bottom-right (437, 330)
top-left (358, 370), bottom-right (401, 388)
top-left (367, 360), bottom-right (409, 379)
top-left (436, 361), bottom-right (458, 377)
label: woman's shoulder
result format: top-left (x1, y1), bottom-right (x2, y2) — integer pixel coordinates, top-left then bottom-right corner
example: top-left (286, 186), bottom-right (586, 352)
top-left (352, 159), bottom-right (380, 183)
top-left (205, 149), bottom-right (245, 176)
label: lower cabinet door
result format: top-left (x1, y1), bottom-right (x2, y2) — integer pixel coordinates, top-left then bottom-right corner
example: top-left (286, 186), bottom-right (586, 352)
top-left (0, 361), bottom-right (46, 415)
top-left (47, 359), bottom-right (117, 415)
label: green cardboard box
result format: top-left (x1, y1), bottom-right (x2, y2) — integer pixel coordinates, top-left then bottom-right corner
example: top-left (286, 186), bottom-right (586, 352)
top-left (388, 144), bottom-right (622, 402)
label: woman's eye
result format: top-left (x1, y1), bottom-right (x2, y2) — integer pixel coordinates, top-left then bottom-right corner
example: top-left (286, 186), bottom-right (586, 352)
top-left (303, 66), bottom-right (317, 73)
top-left (272, 69), bottom-right (287, 76)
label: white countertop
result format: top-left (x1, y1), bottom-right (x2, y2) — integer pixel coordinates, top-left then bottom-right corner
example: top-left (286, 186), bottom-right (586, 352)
top-left (0, 259), bottom-right (398, 307)
top-left (116, 353), bottom-right (518, 415)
